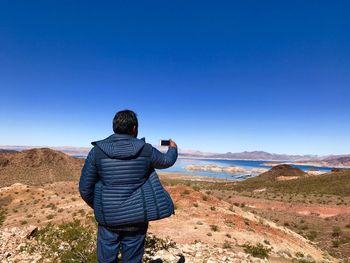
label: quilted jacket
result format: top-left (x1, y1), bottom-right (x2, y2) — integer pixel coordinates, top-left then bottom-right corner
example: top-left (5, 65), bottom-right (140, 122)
top-left (79, 133), bottom-right (177, 226)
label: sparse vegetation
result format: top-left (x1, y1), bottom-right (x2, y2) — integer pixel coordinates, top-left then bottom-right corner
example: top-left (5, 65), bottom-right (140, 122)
top-left (78, 209), bottom-right (86, 216)
top-left (210, 224), bottom-right (219, 232)
top-left (292, 258), bottom-right (316, 263)
top-left (192, 186), bottom-right (200, 191)
top-left (223, 240), bottom-right (231, 249)
top-left (233, 170), bottom-right (350, 197)
top-left (181, 189), bottom-right (190, 196)
top-left (263, 239), bottom-right (270, 245)
top-left (25, 219), bottom-right (97, 262)
top-left (0, 208), bottom-right (7, 226)
top-left (242, 243), bottom-right (271, 259)
top-left (46, 203), bottom-right (57, 210)
top-left (332, 226), bottom-right (342, 237)
top-left (306, 231), bottom-right (317, 241)
top-left (46, 214), bottom-right (55, 220)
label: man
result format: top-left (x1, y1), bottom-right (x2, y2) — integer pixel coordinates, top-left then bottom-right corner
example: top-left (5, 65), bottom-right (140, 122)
top-left (79, 110), bottom-right (178, 263)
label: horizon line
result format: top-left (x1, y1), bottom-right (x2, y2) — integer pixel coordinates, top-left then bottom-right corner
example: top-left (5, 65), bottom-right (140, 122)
top-left (0, 144), bottom-right (349, 157)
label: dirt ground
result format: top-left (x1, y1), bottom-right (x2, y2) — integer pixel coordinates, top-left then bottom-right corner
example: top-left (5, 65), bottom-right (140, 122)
top-left (0, 174), bottom-right (341, 262)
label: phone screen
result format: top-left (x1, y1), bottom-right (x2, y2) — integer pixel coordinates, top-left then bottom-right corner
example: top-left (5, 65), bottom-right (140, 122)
top-left (160, 140), bottom-right (170, 146)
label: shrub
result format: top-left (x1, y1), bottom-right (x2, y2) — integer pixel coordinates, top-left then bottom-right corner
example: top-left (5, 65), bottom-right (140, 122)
top-left (223, 241), bottom-right (231, 249)
top-left (332, 240), bottom-right (340, 248)
top-left (78, 209), bottom-right (86, 216)
top-left (300, 225), bottom-right (309, 230)
top-left (332, 226), bottom-right (342, 237)
top-left (263, 239), bottom-right (270, 245)
top-left (46, 203), bottom-right (57, 210)
top-left (0, 208), bottom-right (7, 226)
top-left (242, 243), bottom-right (271, 259)
top-left (210, 225), bottom-right (219, 232)
top-left (210, 206), bottom-right (216, 211)
top-left (46, 214), bottom-right (55, 220)
top-left (292, 258), bottom-right (316, 263)
top-left (306, 231), bottom-right (317, 241)
top-left (181, 190), bottom-right (190, 195)
top-left (192, 186), bottom-right (200, 191)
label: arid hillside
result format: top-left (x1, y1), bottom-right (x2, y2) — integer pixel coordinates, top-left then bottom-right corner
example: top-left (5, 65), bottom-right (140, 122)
top-left (1, 149), bottom-right (349, 262)
top-left (0, 180), bottom-right (336, 263)
top-left (0, 148), bottom-right (84, 187)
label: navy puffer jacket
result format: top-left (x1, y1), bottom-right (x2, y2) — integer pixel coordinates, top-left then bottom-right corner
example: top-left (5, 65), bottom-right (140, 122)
top-left (79, 133), bottom-right (177, 226)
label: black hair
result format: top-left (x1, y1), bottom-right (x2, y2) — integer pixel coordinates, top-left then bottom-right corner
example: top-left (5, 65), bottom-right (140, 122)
top-left (113, 110), bottom-right (138, 136)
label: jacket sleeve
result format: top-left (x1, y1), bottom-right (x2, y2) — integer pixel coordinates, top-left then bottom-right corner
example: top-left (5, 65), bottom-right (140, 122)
top-left (79, 147), bottom-right (99, 209)
top-left (151, 146), bottom-right (178, 169)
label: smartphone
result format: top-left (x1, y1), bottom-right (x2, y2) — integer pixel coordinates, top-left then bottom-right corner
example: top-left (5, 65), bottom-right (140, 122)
top-left (160, 140), bottom-right (170, 146)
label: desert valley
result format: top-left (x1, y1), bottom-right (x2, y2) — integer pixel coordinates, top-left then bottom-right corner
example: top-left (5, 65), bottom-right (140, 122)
top-left (0, 148), bottom-right (350, 263)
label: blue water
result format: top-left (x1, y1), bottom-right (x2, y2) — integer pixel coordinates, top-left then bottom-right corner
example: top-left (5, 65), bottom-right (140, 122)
top-left (158, 157), bottom-right (332, 181)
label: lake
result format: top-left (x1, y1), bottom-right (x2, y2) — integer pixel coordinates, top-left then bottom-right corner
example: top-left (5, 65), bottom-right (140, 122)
top-left (158, 157), bottom-right (333, 180)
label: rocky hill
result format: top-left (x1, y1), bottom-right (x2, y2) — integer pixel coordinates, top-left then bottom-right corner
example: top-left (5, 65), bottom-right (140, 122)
top-left (256, 164), bottom-right (306, 180)
top-left (0, 148), bottom-right (84, 187)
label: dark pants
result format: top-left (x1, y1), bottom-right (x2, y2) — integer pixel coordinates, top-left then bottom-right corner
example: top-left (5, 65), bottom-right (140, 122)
top-left (97, 224), bottom-right (148, 263)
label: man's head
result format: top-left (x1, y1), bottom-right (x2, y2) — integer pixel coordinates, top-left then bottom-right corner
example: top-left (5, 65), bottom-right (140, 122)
top-left (113, 110), bottom-right (138, 137)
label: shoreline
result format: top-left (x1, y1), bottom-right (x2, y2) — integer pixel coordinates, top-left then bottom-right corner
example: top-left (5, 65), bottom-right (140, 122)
top-left (157, 171), bottom-right (237, 182)
top-left (178, 156), bottom-right (350, 169)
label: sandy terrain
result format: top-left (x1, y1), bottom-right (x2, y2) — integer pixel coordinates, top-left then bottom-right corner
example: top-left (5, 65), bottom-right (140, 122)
top-left (0, 174), bottom-right (338, 262)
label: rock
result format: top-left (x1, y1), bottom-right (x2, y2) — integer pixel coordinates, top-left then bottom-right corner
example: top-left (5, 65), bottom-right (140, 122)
top-left (26, 226), bottom-right (38, 239)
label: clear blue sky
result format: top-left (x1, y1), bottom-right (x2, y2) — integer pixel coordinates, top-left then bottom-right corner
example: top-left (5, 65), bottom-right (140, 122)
top-left (1, 1), bottom-right (349, 155)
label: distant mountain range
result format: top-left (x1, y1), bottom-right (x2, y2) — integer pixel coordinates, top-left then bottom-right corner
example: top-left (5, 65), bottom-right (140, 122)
top-left (1, 145), bottom-right (349, 167)
top-left (180, 150), bottom-right (317, 161)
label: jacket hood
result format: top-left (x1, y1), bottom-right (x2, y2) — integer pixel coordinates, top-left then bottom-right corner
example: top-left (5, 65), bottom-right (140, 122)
top-left (91, 133), bottom-right (146, 159)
